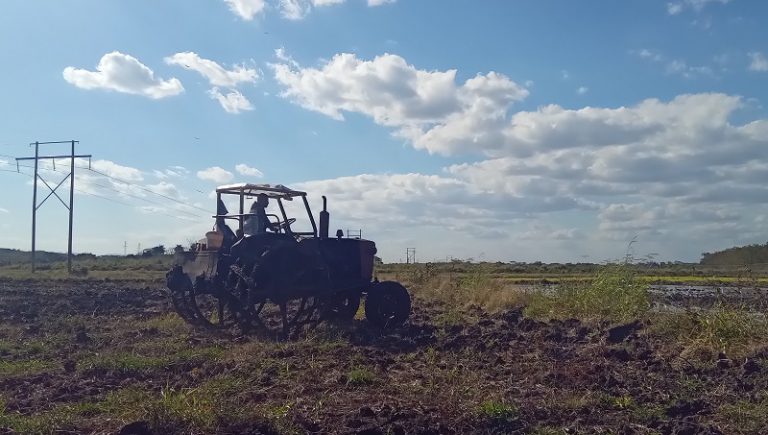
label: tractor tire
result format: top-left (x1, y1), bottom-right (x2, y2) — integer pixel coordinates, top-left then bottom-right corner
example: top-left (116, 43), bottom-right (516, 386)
top-left (365, 281), bottom-right (411, 329)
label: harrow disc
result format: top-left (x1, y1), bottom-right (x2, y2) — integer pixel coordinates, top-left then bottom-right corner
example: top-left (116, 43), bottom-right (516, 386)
top-left (227, 262), bottom-right (323, 337)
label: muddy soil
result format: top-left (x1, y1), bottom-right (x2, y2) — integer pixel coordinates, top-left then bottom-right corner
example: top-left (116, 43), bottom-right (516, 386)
top-left (0, 279), bottom-right (766, 434)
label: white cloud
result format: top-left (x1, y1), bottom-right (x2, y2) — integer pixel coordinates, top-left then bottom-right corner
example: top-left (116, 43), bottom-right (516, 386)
top-left (63, 52), bottom-right (183, 99)
top-left (748, 52), bottom-right (768, 72)
top-left (635, 48), bottom-right (663, 62)
top-left (223, 0), bottom-right (392, 20)
top-left (280, 0), bottom-right (312, 20)
top-left (153, 166), bottom-right (189, 180)
top-left (667, 0), bottom-right (730, 14)
top-left (92, 159), bottom-right (144, 182)
top-left (577, 86), bottom-right (589, 95)
top-left (208, 87), bottom-right (253, 114)
top-left (667, 3), bottom-right (684, 14)
top-left (633, 49), bottom-right (714, 78)
top-left (0, 207), bottom-right (8, 214)
top-left (275, 47), bottom-right (299, 68)
top-left (235, 164), bottom-right (264, 177)
top-left (197, 166), bottom-right (234, 184)
top-left (145, 181), bottom-right (180, 198)
top-left (223, 0), bottom-right (266, 20)
top-left (665, 59), bottom-right (714, 78)
top-left (273, 52), bottom-right (528, 155)
top-left (287, 89), bottom-right (768, 261)
top-left (165, 52), bottom-right (259, 87)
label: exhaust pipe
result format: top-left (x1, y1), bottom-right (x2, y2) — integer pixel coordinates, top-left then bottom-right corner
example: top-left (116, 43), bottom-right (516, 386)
top-left (319, 196), bottom-right (329, 239)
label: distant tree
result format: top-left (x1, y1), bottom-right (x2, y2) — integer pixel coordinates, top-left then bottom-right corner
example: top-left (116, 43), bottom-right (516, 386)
top-left (150, 245), bottom-right (166, 256)
top-left (173, 244), bottom-right (185, 254)
top-left (701, 243), bottom-right (768, 265)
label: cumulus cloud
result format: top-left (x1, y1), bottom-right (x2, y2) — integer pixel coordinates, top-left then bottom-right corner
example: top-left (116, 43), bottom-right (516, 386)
top-left (165, 52), bottom-right (259, 87)
top-left (63, 52), bottom-right (183, 99)
top-left (273, 52), bottom-right (528, 155)
top-left (92, 159), bottom-right (144, 182)
top-left (208, 88), bottom-right (253, 114)
top-left (748, 52), bottom-right (768, 72)
top-left (281, 82), bottom-right (768, 260)
top-left (223, 0), bottom-right (266, 20)
top-left (235, 164), bottom-right (264, 177)
top-left (197, 166), bottom-right (234, 184)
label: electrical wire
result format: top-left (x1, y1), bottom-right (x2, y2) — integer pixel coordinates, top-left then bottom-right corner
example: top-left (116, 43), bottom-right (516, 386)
top-left (15, 161), bottom-right (207, 219)
top-left (3, 165), bottom-right (204, 222)
top-left (83, 166), bottom-right (212, 214)
top-left (2, 152), bottom-right (211, 212)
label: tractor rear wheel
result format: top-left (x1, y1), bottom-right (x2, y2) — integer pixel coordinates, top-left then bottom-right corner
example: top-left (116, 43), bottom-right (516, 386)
top-left (365, 281), bottom-right (411, 329)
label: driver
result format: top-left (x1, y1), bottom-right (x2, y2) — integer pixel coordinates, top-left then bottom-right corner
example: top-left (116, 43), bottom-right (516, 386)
top-left (244, 193), bottom-right (274, 235)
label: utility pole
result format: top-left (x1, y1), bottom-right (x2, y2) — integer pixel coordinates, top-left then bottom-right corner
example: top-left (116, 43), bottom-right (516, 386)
top-left (406, 248), bottom-right (416, 264)
top-left (16, 140), bottom-right (91, 273)
top-left (124, 241), bottom-right (128, 256)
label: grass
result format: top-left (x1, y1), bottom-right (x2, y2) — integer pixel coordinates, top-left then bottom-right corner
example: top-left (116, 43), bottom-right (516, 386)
top-left (0, 359), bottom-right (53, 377)
top-left (525, 262), bottom-right (650, 322)
top-left (346, 367), bottom-right (377, 387)
top-left (717, 399), bottom-right (768, 434)
top-left (651, 303), bottom-right (768, 357)
top-left (79, 346), bottom-right (224, 375)
top-left (477, 400), bottom-right (518, 420)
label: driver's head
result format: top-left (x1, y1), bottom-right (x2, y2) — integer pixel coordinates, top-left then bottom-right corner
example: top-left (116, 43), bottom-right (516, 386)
top-left (256, 193), bottom-right (269, 208)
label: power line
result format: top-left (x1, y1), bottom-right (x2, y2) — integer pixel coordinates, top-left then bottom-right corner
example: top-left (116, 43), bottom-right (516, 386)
top-left (83, 166), bottom-right (212, 214)
top-left (6, 165), bottom-right (204, 222)
top-left (16, 161), bottom-right (206, 219)
top-left (5, 151), bottom-right (212, 216)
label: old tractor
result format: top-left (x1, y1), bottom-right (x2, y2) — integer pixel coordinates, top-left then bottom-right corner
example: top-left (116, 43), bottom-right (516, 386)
top-left (166, 183), bottom-right (411, 336)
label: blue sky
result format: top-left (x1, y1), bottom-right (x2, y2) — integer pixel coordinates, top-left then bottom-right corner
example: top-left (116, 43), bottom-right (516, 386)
top-left (1, 0), bottom-right (768, 262)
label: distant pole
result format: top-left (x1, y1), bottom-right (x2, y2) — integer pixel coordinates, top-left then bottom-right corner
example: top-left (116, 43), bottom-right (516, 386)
top-left (31, 142), bottom-right (39, 272)
top-left (124, 241), bottom-right (127, 256)
top-left (67, 140), bottom-right (75, 273)
top-left (406, 248), bottom-right (416, 264)
top-left (16, 140), bottom-right (91, 274)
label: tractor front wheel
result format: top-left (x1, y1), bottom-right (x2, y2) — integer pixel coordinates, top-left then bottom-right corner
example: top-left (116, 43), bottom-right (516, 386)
top-left (365, 281), bottom-right (411, 329)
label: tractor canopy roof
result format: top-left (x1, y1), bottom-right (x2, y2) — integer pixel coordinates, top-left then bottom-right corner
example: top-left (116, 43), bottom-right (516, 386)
top-left (215, 183), bottom-right (306, 199)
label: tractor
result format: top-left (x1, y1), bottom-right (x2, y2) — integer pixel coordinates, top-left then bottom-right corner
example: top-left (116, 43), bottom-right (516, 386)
top-left (166, 183), bottom-right (411, 336)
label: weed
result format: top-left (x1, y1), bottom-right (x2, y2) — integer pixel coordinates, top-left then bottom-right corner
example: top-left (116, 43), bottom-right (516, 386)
top-left (525, 262), bottom-right (650, 322)
top-left (477, 400), bottom-right (518, 420)
top-left (346, 367), bottom-right (377, 387)
top-left (607, 395), bottom-right (635, 410)
top-left (651, 303), bottom-right (768, 356)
